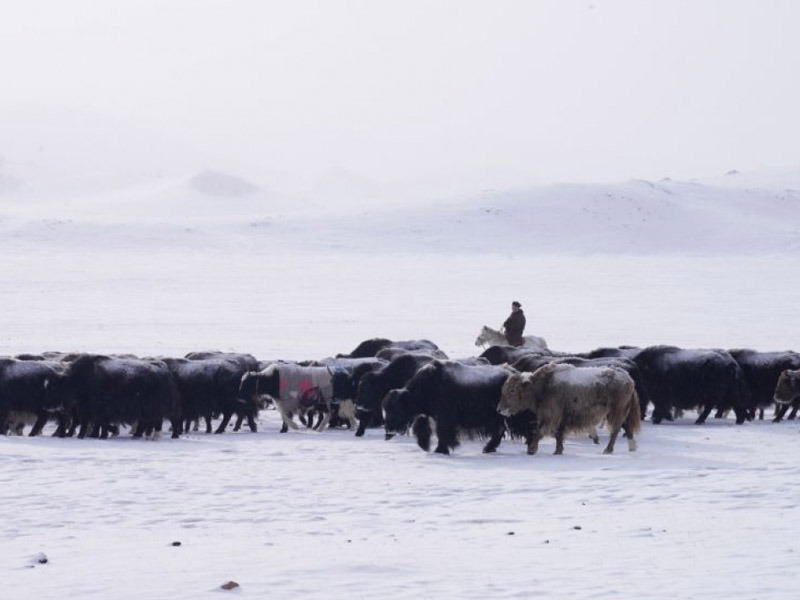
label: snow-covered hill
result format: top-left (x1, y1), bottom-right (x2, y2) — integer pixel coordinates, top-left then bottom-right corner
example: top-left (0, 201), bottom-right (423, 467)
top-left (2, 168), bottom-right (798, 254)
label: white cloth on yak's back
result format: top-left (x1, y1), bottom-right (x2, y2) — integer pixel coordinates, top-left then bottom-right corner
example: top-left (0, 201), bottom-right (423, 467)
top-left (278, 365), bottom-right (334, 405)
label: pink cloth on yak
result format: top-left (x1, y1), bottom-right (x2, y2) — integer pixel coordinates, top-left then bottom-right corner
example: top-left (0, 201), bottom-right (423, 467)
top-left (277, 365), bottom-right (334, 407)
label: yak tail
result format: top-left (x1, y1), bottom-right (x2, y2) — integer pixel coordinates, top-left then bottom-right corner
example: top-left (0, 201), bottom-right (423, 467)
top-left (626, 389), bottom-right (643, 437)
top-left (412, 415), bottom-right (432, 452)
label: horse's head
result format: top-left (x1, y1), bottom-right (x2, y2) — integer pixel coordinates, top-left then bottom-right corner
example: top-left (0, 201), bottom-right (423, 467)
top-left (475, 325), bottom-right (490, 347)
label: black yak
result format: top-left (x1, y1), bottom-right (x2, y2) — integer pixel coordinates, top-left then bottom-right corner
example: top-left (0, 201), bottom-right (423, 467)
top-left (633, 346), bottom-right (749, 424)
top-left (382, 360), bottom-right (533, 455)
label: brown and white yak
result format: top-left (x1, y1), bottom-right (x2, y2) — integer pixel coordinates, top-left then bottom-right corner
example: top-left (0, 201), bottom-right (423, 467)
top-left (498, 362), bottom-right (641, 455)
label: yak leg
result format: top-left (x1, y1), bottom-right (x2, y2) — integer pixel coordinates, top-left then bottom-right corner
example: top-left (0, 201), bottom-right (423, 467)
top-left (621, 422), bottom-right (638, 451)
top-left (482, 424), bottom-right (504, 454)
top-left (204, 414), bottom-right (213, 433)
top-left (588, 426), bottom-right (600, 444)
top-left (314, 407), bottom-right (331, 432)
top-left (695, 404), bottom-right (714, 425)
top-left (215, 411), bottom-right (234, 434)
top-left (276, 404), bottom-right (299, 432)
top-left (355, 418), bottom-right (367, 437)
top-left (233, 414), bottom-right (244, 432)
top-left (246, 413), bottom-right (258, 432)
top-left (554, 426), bottom-right (566, 455)
top-left (337, 401), bottom-right (357, 430)
top-left (604, 426), bottom-right (620, 454)
top-left (526, 429), bottom-right (541, 455)
top-left (29, 412), bottom-right (49, 437)
top-left (434, 422), bottom-right (456, 455)
top-left (131, 422), bottom-right (145, 438)
top-left (53, 414), bottom-right (69, 438)
top-left (787, 403), bottom-right (800, 420)
top-left (733, 406), bottom-right (748, 425)
top-left (651, 404), bottom-right (671, 424)
top-left (773, 403), bottom-right (790, 422)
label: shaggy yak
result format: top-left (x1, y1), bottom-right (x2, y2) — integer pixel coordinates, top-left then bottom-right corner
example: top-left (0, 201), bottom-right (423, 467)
top-left (633, 346), bottom-right (750, 424)
top-left (382, 360), bottom-right (534, 455)
top-left (310, 357), bottom-right (388, 429)
top-left (0, 358), bottom-right (77, 436)
top-left (238, 364), bottom-right (335, 433)
top-left (338, 338), bottom-right (441, 359)
top-left (728, 350), bottom-right (800, 421)
top-left (774, 369), bottom-right (800, 409)
top-left (497, 363), bottom-right (642, 455)
top-left (67, 354), bottom-right (182, 439)
top-left (374, 347), bottom-right (449, 362)
top-left (353, 353), bottom-right (436, 437)
top-left (162, 357), bottom-right (259, 435)
top-left (479, 345), bottom-right (545, 366)
top-left (512, 354), bottom-right (651, 420)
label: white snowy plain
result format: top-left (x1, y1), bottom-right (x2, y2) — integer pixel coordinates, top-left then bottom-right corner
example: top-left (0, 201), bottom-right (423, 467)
top-left (2, 170), bottom-right (800, 599)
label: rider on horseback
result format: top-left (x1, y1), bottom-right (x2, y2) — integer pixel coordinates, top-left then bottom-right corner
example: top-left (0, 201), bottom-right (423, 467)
top-left (502, 301), bottom-right (526, 347)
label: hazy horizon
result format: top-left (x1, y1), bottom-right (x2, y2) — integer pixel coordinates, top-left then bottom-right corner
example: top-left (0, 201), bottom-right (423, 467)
top-left (2, 1), bottom-right (799, 198)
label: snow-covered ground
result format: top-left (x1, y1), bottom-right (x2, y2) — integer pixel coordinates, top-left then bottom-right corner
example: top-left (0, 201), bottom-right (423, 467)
top-left (4, 412), bottom-right (800, 600)
top-left (2, 170), bottom-right (800, 598)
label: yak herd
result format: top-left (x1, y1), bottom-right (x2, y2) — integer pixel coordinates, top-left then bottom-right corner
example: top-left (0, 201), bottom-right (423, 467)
top-left (1, 335), bottom-right (800, 456)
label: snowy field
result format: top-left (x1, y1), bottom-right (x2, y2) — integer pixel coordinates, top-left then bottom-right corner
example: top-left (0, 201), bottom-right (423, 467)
top-left (2, 173), bottom-right (800, 599)
top-left (4, 412), bottom-right (800, 600)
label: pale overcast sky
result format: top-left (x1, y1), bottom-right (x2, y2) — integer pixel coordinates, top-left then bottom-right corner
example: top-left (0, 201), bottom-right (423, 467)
top-left (1, 0), bottom-right (799, 195)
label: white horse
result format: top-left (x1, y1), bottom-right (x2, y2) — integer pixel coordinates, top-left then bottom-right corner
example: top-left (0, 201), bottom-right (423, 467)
top-left (474, 325), bottom-right (549, 351)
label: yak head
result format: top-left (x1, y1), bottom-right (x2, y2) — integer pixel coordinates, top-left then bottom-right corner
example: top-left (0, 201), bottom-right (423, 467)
top-left (238, 367), bottom-right (278, 406)
top-left (775, 369), bottom-right (800, 405)
top-left (497, 372), bottom-right (533, 417)
top-left (355, 372), bottom-right (381, 413)
top-left (383, 388), bottom-right (413, 439)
